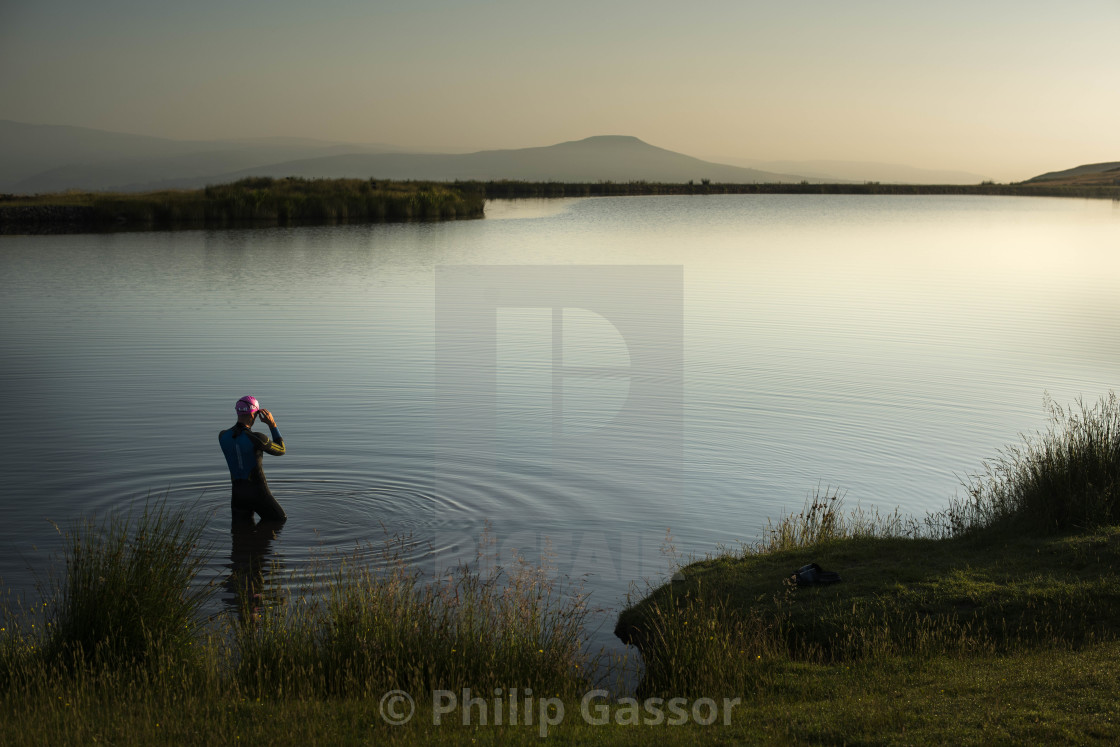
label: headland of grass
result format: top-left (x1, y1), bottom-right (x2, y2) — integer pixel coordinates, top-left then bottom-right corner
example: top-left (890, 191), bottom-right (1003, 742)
top-left (0, 176), bottom-right (485, 233)
top-left (4, 394), bottom-right (1120, 744)
top-left (613, 393), bottom-right (1120, 742)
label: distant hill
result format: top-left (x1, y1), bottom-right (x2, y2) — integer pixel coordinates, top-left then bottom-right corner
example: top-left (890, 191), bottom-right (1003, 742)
top-left (712, 157), bottom-right (990, 185)
top-left (187, 135), bottom-right (812, 187)
top-left (1023, 162), bottom-right (1120, 186)
top-left (1, 121), bottom-right (816, 193)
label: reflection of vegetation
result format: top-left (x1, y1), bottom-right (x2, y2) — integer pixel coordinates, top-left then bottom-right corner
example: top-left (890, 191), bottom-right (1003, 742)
top-left (0, 177), bottom-right (485, 232)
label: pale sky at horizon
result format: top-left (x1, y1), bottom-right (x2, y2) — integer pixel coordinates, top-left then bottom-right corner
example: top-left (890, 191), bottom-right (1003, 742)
top-left (1, 0), bottom-right (1117, 181)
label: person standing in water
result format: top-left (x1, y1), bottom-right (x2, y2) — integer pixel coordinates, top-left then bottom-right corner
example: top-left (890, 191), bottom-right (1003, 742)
top-left (219, 395), bottom-right (287, 522)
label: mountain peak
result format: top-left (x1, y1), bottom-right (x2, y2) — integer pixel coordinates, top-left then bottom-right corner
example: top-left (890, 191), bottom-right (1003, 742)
top-left (1, 121), bottom-right (814, 192)
top-left (561, 135), bottom-right (649, 147)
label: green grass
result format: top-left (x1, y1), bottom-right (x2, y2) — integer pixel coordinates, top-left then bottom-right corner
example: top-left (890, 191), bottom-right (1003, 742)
top-left (6, 393), bottom-right (1120, 744)
top-left (948, 393), bottom-right (1120, 533)
top-left (232, 533), bottom-right (596, 700)
top-left (619, 524), bottom-right (1120, 691)
top-left (1, 514), bottom-right (606, 742)
top-left (618, 392), bottom-right (1120, 717)
top-left (2, 643), bottom-right (1119, 744)
top-left (0, 501), bottom-right (213, 678)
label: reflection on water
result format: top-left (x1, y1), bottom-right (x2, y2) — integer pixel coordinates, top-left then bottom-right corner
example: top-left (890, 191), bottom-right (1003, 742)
top-left (224, 518), bottom-right (287, 622)
top-left (2, 194), bottom-right (1120, 662)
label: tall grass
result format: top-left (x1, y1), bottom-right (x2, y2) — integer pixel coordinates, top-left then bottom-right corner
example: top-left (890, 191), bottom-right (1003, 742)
top-left (234, 534), bottom-right (596, 699)
top-left (631, 591), bottom-right (784, 698)
top-left (751, 485), bottom-right (930, 553)
top-left (621, 392), bottom-right (1120, 697)
top-left (947, 393), bottom-right (1120, 534)
top-left (756, 392), bottom-right (1120, 543)
top-left (2, 510), bottom-right (598, 706)
top-left (41, 501), bottom-right (213, 672)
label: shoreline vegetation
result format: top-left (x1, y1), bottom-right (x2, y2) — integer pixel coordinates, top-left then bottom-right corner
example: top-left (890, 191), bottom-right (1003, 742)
top-left (1, 176), bottom-right (1118, 234)
top-left (4, 394), bottom-right (1120, 742)
top-left (0, 177), bottom-right (486, 234)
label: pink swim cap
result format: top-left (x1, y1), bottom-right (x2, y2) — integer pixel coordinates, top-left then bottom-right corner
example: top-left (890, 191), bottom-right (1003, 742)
top-left (235, 395), bottom-right (260, 415)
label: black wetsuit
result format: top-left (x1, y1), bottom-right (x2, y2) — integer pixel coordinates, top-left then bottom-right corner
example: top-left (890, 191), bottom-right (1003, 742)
top-left (218, 422), bottom-right (286, 521)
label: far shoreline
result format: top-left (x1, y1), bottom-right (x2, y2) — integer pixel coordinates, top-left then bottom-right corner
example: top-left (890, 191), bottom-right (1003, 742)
top-left (2, 177), bottom-right (1117, 235)
top-left (478, 179), bottom-right (1120, 200)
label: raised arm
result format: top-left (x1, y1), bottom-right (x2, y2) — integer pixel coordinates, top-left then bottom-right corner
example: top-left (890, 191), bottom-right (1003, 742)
top-left (254, 409), bottom-right (286, 456)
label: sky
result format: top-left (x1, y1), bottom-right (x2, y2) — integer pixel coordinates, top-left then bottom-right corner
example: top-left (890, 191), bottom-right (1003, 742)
top-left (1, 0), bottom-right (1118, 182)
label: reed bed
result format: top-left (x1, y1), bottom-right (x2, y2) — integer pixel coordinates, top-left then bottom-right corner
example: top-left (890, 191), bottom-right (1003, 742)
top-left (0, 177), bottom-right (484, 232)
top-left (1, 506), bottom-right (598, 700)
top-left (233, 535), bottom-right (596, 700)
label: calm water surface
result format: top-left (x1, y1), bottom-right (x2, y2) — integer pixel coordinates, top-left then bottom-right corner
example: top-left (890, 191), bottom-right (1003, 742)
top-left (2, 194), bottom-right (1119, 657)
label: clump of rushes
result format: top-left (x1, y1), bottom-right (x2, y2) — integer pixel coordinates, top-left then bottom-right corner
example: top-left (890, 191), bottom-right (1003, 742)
top-left (235, 533), bottom-right (596, 699)
top-left (632, 589), bottom-right (785, 699)
top-left (42, 501), bottom-right (212, 672)
top-left (950, 392), bottom-right (1120, 534)
top-left (754, 485), bottom-right (925, 553)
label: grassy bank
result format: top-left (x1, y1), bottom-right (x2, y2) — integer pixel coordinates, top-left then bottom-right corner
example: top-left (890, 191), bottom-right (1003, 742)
top-left (4, 395), bottom-right (1120, 744)
top-left (611, 393), bottom-right (1120, 741)
top-left (3, 645), bottom-right (1118, 745)
top-left (0, 177), bottom-right (485, 232)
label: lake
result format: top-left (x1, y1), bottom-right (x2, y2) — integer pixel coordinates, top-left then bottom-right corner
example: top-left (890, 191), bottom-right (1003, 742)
top-left (2, 193), bottom-right (1118, 659)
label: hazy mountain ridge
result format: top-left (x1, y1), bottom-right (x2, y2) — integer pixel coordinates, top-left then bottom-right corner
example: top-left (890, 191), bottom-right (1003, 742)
top-left (195, 135), bottom-right (814, 187)
top-left (1, 122), bottom-right (819, 192)
top-left (1, 120), bottom-right (1016, 193)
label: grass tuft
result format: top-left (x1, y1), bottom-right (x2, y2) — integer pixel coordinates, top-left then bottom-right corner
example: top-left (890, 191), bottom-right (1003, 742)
top-left (947, 392), bottom-right (1120, 534)
top-left (753, 485), bottom-right (928, 554)
top-left (41, 500), bottom-right (213, 672)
